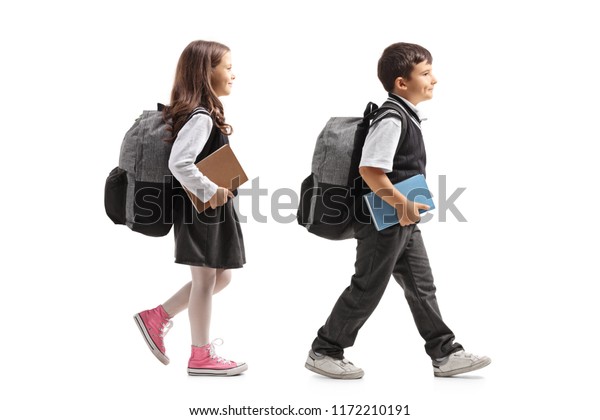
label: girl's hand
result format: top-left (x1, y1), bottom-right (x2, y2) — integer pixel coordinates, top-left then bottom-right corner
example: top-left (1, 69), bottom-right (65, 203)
top-left (397, 201), bottom-right (430, 226)
top-left (208, 187), bottom-right (234, 209)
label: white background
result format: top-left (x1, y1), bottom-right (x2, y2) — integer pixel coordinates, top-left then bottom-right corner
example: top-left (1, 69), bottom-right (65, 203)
top-left (2, 0), bottom-right (599, 418)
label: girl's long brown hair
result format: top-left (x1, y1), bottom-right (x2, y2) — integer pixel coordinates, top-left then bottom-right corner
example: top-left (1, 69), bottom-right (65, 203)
top-left (163, 40), bottom-right (232, 143)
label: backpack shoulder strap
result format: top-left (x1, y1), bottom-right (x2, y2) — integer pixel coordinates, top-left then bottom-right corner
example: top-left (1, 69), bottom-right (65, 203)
top-left (189, 107), bottom-right (210, 118)
top-left (156, 103), bottom-right (210, 120)
top-left (372, 100), bottom-right (409, 146)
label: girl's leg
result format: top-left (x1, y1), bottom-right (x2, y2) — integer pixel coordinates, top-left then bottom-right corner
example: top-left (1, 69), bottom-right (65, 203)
top-left (188, 266), bottom-right (217, 346)
top-left (162, 269), bottom-right (232, 317)
top-left (215, 269), bottom-right (232, 293)
top-left (186, 267), bottom-right (247, 376)
top-left (162, 282), bottom-right (191, 317)
top-left (135, 268), bottom-right (233, 366)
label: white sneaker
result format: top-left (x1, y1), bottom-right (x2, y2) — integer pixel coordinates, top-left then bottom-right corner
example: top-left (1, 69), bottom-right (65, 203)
top-left (305, 350), bottom-right (364, 379)
top-left (433, 350), bottom-right (491, 377)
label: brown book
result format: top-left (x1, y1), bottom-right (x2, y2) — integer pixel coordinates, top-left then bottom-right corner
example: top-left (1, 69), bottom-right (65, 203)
top-left (183, 144), bottom-right (248, 213)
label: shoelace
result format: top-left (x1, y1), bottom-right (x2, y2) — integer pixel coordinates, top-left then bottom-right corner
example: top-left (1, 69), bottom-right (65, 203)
top-left (209, 338), bottom-right (233, 365)
top-left (453, 351), bottom-right (477, 360)
top-left (159, 320), bottom-right (173, 338)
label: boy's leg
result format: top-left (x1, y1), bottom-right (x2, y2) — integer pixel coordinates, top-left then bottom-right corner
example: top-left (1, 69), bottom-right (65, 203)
top-left (312, 222), bottom-right (413, 359)
top-left (391, 225), bottom-right (463, 360)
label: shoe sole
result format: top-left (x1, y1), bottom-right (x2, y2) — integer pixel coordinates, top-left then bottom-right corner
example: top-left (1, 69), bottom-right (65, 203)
top-left (434, 357), bottom-right (491, 377)
top-left (304, 362), bottom-right (364, 380)
top-left (188, 363), bottom-right (248, 376)
top-left (133, 314), bottom-right (169, 365)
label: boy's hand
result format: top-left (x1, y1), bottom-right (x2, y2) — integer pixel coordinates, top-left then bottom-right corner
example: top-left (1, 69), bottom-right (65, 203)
top-left (397, 200), bottom-right (430, 226)
top-left (208, 187), bottom-right (234, 209)
top-left (359, 166), bottom-right (431, 227)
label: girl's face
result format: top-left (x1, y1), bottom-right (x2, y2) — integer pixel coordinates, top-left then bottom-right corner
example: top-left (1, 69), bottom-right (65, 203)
top-left (211, 52), bottom-right (234, 97)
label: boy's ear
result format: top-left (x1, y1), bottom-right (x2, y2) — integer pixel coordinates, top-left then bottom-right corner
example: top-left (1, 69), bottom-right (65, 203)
top-left (393, 76), bottom-right (408, 93)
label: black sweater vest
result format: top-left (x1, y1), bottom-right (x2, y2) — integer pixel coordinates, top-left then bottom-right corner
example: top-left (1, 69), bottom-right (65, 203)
top-left (354, 96), bottom-right (428, 225)
top-left (193, 125), bottom-right (238, 198)
top-left (385, 94), bottom-right (427, 184)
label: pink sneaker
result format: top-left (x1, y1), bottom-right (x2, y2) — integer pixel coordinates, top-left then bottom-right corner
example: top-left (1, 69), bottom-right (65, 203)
top-left (187, 339), bottom-right (248, 376)
top-left (133, 305), bottom-right (172, 365)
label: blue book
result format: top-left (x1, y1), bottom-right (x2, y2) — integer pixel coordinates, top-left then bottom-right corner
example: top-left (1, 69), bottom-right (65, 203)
top-left (363, 174), bottom-right (435, 231)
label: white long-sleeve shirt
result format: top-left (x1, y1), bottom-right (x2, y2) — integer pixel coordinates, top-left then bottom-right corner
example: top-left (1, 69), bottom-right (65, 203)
top-left (168, 113), bottom-right (218, 203)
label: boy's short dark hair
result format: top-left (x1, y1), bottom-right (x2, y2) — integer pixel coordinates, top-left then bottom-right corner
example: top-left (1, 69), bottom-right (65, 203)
top-left (377, 42), bottom-right (433, 92)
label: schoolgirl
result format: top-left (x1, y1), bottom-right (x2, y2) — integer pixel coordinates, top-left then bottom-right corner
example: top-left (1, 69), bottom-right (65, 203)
top-left (134, 40), bottom-right (246, 376)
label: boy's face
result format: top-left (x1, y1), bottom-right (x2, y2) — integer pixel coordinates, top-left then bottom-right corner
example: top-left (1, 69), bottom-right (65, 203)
top-left (393, 60), bottom-right (437, 105)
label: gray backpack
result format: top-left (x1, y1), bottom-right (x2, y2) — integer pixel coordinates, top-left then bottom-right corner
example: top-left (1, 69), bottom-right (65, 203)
top-left (104, 104), bottom-right (208, 237)
top-left (296, 101), bottom-right (407, 240)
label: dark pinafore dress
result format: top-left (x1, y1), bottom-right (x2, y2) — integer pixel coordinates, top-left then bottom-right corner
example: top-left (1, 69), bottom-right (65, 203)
top-left (172, 124), bottom-right (246, 269)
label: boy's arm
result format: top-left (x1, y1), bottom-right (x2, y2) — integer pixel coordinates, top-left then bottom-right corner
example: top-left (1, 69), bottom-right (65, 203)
top-left (359, 166), bottom-right (429, 226)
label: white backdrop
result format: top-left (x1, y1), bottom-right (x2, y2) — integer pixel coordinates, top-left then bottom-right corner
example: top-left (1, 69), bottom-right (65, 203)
top-left (2, 1), bottom-right (599, 419)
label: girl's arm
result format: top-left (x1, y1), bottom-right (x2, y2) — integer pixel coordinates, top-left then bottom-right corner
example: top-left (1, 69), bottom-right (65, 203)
top-left (168, 113), bottom-right (219, 203)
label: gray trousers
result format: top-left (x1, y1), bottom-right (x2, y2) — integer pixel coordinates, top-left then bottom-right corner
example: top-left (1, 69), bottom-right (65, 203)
top-left (312, 222), bottom-right (463, 360)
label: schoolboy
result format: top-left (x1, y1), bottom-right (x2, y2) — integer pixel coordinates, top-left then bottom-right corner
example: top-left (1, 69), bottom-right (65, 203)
top-left (305, 42), bottom-right (491, 379)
